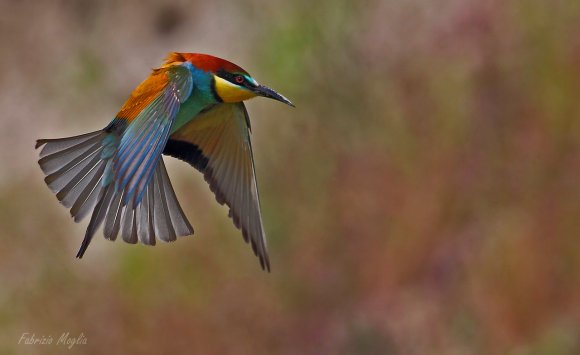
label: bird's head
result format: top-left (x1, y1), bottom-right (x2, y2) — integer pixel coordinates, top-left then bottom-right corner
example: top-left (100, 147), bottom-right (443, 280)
top-left (166, 52), bottom-right (294, 107)
top-left (213, 69), bottom-right (295, 107)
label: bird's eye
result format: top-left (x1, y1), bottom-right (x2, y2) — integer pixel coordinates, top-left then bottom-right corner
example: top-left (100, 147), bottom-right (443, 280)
top-left (234, 75), bottom-right (244, 84)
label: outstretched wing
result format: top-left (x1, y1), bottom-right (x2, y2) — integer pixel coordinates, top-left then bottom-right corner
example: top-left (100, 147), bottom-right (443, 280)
top-left (163, 103), bottom-right (270, 271)
top-left (113, 62), bottom-right (193, 207)
top-left (37, 62), bottom-right (196, 258)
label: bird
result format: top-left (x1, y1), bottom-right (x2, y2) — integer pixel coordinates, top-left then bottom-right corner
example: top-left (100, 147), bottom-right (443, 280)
top-left (35, 52), bottom-right (294, 271)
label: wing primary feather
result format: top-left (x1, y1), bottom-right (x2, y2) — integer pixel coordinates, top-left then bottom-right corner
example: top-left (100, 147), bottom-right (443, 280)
top-left (104, 189), bottom-right (124, 241)
top-left (146, 184), bottom-right (156, 245)
top-left (69, 163), bottom-right (106, 220)
top-left (38, 134), bottom-right (103, 174)
top-left (205, 128), bottom-right (230, 205)
top-left (56, 152), bottom-right (102, 207)
top-left (157, 159), bottom-right (193, 236)
top-left (72, 172), bottom-right (106, 222)
top-left (43, 146), bottom-right (99, 184)
top-left (36, 131), bottom-right (103, 156)
top-left (76, 184), bottom-right (115, 258)
top-left (230, 141), bottom-right (244, 229)
top-left (46, 148), bottom-right (101, 193)
top-left (137, 183), bottom-right (156, 245)
top-left (165, 103), bottom-right (271, 271)
top-left (242, 150), bottom-right (252, 243)
top-left (153, 161), bottom-right (177, 242)
top-left (130, 208), bottom-right (138, 244)
top-left (247, 137), bottom-right (270, 271)
top-left (121, 199), bottom-right (138, 244)
top-left (40, 141), bottom-right (101, 177)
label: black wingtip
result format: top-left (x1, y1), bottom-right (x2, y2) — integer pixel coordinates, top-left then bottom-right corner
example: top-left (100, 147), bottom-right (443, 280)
top-left (75, 234), bottom-right (91, 258)
top-left (261, 256), bottom-right (271, 273)
top-left (75, 246), bottom-right (87, 259)
top-left (35, 139), bottom-right (46, 149)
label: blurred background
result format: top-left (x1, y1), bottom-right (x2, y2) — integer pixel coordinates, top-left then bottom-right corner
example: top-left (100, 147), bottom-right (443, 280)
top-left (1, 0), bottom-right (579, 354)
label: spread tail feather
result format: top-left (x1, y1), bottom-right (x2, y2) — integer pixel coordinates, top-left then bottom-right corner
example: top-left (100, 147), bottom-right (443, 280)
top-left (36, 131), bottom-right (193, 257)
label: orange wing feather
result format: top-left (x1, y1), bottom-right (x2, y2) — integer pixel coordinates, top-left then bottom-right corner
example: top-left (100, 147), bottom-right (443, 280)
top-left (116, 67), bottom-right (170, 122)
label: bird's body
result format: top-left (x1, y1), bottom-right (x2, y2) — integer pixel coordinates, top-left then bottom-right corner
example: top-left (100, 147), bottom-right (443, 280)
top-left (36, 52), bottom-right (293, 271)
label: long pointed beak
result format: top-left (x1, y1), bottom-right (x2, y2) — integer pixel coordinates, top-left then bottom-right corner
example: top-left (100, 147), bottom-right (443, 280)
top-left (253, 84), bottom-right (295, 107)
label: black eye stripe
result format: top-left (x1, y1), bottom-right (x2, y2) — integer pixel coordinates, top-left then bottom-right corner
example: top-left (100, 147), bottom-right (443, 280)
top-left (217, 69), bottom-right (254, 88)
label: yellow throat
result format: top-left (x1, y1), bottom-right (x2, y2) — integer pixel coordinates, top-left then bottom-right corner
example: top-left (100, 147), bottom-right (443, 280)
top-left (214, 75), bottom-right (257, 103)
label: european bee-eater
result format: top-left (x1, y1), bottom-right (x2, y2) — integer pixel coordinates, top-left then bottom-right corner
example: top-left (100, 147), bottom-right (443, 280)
top-left (36, 52), bottom-right (293, 271)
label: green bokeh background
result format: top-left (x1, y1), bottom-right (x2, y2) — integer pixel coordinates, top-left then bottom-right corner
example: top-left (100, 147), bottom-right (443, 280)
top-left (1, 0), bottom-right (579, 354)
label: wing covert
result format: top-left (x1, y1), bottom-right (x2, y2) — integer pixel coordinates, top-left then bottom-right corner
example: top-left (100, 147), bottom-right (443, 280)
top-left (113, 63), bottom-right (193, 206)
